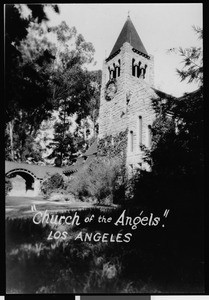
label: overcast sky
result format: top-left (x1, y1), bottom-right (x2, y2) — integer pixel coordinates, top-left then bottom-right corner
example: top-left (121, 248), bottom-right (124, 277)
top-left (45, 3), bottom-right (202, 97)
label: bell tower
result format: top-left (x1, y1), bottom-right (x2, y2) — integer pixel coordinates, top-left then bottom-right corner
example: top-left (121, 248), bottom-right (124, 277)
top-left (97, 15), bottom-right (157, 172)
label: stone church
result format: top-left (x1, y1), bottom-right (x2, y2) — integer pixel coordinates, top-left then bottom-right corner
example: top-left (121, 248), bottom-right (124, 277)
top-left (66, 15), bottom-right (170, 174)
top-left (97, 15), bottom-right (156, 172)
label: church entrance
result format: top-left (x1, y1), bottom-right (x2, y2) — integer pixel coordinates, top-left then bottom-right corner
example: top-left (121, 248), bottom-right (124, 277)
top-left (6, 171), bottom-right (38, 197)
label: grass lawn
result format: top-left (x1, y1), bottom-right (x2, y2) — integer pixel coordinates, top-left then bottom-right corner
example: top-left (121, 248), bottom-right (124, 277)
top-left (5, 200), bottom-right (205, 294)
top-left (6, 196), bottom-right (95, 219)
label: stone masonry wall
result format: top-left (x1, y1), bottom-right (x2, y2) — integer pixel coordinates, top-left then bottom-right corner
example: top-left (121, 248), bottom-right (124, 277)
top-left (98, 42), bottom-right (157, 171)
top-left (123, 43), bottom-right (156, 169)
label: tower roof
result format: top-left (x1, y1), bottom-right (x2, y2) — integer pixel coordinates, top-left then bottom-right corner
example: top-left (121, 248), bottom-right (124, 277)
top-left (108, 16), bottom-right (148, 58)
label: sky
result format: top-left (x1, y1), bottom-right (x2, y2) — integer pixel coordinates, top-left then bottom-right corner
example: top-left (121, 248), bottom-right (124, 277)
top-left (45, 3), bottom-right (202, 97)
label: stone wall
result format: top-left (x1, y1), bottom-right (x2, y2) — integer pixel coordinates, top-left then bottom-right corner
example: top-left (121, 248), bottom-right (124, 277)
top-left (98, 42), bottom-right (157, 171)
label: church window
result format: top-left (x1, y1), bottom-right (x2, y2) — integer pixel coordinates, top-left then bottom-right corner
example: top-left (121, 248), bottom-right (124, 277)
top-left (132, 59), bottom-right (135, 76)
top-left (132, 61), bottom-right (148, 79)
top-left (108, 66), bottom-right (114, 80)
top-left (110, 70), bottom-right (114, 79)
top-left (115, 60), bottom-right (121, 77)
top-left (138, 116), bottom-right (142, 147)
top-left (118, 59), bottom-right (121, 77)
top-left (113, 63), bottom-right (116, 79)
top-left (147, 125), bottom-right (152, 148)
top-left (130, 131), bottom-right (134, 152)
top-left (108, 67), bottom-right (111, 80)
top-left (137, 62), bottom-right (141, 78)
top-left (115, 66), bottom-right (119, 78)
top-left (142, 64), bottom-right (147, 79)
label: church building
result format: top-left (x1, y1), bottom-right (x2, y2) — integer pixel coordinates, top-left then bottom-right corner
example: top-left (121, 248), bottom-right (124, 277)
top-left (65, 15), bottom-right (171, 175)
top-left (97, 15), bottom-right (160, 172)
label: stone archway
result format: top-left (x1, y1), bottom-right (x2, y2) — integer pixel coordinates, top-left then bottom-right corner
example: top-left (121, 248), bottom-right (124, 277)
top-left (6, 169), bottom-right (41, 197)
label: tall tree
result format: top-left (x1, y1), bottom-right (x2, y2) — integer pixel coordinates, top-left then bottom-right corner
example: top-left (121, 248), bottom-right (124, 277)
top-left (5, 4), bottom-right (59, 121)
top-left (132, 27), bottom-right (203, 207)
top-left (44, 22), bottom-right (100, 166)
top-left (5, 5), bottom-right (101, 165)
top-left (149, 27), bottom-right (203, 172)
top-left (5, 4), bottom-right (59, 161)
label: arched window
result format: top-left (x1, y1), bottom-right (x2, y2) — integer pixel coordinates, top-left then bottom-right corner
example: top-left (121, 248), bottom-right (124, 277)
top-left (147, 125), bottom-right (152, 148)
top-left (113, 63), bottom-right (116, 79)
top-left (138, 116), bottom-right (142, 147)
top-left (118, 59), bottom-right (121, 77)
top-left (110, 70), bottom-right (114, 79)
top-left (115, 66), bottom-right (119, 78)
top-left (132, 59), bottom-right (135, 76)
top-left (108, 67), bottom-right (111, 80)
top-left (142, 64), bottom-right (147, 79)
top-left (137, 62), bottom-right (141, 78)
top-left (130, 131), bottom-right (134, 152)
top-left (108, 66), bottom-right (114, 80)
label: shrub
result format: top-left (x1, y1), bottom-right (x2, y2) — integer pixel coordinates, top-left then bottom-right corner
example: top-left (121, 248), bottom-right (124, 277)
top-left (40, 173), bottom-right (65, 197)
top-left (5, 176), bottom-right (12, 196)
top-left (67, 157), bottom-right (126, 204)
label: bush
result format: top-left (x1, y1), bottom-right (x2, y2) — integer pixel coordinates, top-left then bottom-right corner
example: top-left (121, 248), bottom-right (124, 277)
top-left (5, 176), bottom-right (12, 196)
top-left (67, 157), bottom-right (126, 204)
top-left (6, 205), bottom-right (204, 293)
top-left (40, 173), bottom-right (65, 197)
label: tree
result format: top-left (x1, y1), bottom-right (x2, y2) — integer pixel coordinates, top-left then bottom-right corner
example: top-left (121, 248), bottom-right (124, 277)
top-left (44, 22), bottom-right (100, 166)
top-left (151, 27), bottom-right (203, 176)
top-left (132, 27), bottom-right (203, 208)
top-left (5, 6), bottom-right (101, 165)
top-left (5, 4), bottom-right (59, 161)
top-left (5, 4), bottom-right (59, 121)
top-left (88, 70), bottom-right (102, 138)
top-left (170, 26), bottom-right (203, 86)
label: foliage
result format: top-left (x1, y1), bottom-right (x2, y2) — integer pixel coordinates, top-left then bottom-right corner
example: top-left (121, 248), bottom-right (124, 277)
top-left (67, 157), bottom-right (126, 204)
top-left (6, 204), bottom-right (204, 293)
top-left (45, 23), bottom-right (101, 165)
top-left (49, 21), bottom-right (96, 118)
top-left (5, 4), bottom-right (58, 122)
top-left (5, 177), bottom-right (12, 196)
top-left (6, 119), bottom-right (44, 162)
top-left (169, 26), bottom-right (203, 86)
top-left (5, 5), bottom-right (101, 165)
top-left (5, 5), bottom-right (59, 161)
top-left (88, 70), bottom-right (102, 122)
top-left (152, 89), bottom-right (203, 177)
top-left (131, 26), bottom-right (203, 208)
top-left (40, 173), bottom-right (65, 197)
top-left (45, 120), bottom-right (76, 167)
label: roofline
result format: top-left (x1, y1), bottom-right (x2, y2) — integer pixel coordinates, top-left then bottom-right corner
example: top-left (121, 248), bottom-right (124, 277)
top-left (106, 47), bottom-right (150, 63)
top-left (152, 87), bottom-right (176, 99)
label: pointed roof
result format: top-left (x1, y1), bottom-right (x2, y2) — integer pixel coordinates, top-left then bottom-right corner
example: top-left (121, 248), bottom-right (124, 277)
top-left (108, 16), bottom-right (148, 58)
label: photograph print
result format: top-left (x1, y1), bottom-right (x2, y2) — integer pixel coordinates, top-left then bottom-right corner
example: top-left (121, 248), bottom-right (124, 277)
top-left (5, 3), bottom-right (204, 294)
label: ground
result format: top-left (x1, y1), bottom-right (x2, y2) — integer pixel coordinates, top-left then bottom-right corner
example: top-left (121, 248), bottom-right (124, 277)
top-left (5, 196), bottom-right (94, 219)
top-left (5, 195), bottom-right (205, 294)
